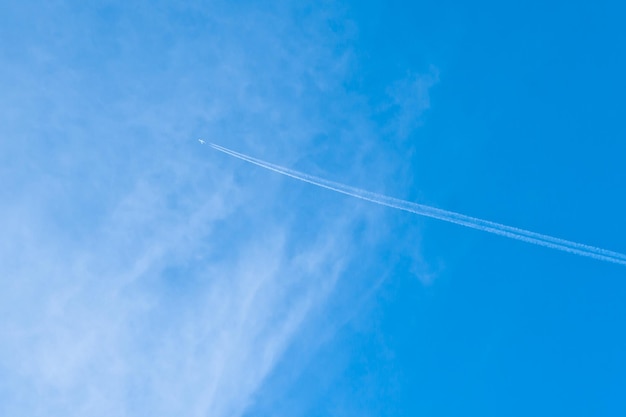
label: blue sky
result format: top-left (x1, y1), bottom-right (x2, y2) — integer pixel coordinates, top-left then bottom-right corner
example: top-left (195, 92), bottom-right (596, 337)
top-left (1, 1), bottom-right (625, 416)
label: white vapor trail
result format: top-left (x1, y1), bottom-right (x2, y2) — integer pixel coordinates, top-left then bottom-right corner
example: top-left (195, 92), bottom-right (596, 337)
top-left (208, 142), bottom-right (626, 266)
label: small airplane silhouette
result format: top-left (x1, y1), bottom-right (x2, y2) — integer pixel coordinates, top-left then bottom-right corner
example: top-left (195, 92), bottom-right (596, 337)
top-left (198, 139), bottom-right (205, 144)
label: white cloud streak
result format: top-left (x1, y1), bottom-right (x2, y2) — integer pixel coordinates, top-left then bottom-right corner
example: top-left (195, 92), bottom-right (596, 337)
top-left (0, 2), bottom-right (371, 416)
top-left (209, 142), bottom-right (626, 267)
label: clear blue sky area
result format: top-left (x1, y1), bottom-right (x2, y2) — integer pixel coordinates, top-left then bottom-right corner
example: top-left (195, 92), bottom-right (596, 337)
top-left (1, 1), bottom-right (625, 416)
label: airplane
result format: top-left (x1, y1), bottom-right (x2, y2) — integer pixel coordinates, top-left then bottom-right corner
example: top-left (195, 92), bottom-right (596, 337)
top-left (198, 139), bottom-right (205, 144)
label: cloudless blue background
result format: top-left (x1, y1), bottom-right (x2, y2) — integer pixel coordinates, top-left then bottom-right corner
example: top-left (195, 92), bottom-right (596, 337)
top-left (259, 1), bottom-right (626, 416)
top-left (1, 1), bottom-right (625, 416)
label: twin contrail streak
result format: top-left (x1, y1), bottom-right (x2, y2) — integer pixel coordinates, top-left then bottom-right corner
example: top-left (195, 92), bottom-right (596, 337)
top-left (209, 142), bottom-right (626, 266)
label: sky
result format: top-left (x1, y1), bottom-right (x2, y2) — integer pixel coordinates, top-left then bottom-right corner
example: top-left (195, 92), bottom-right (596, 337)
top-left (1, 1), bottom-right (625, 416)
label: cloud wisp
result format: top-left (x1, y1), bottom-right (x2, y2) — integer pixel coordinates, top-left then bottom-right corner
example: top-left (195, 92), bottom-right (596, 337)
top-left (0, 3), bottom-right (365, 416)
top-left (208, 143), bottom-right (626, 267)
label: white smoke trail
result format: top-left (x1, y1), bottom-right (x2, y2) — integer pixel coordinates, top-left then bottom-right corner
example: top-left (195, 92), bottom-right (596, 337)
top-left (209, 143), bottom-right (626, 266)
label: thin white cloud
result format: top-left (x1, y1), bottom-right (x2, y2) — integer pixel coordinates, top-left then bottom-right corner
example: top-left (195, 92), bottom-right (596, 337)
top-left (0, 150), bottom-right (351, 417)
top-left (0, 2), bottom-right (442, 416)
top-left (210, 142), bottom-right (626, 266)
top-left (0, 2), bottom-right (362, 417)
top-left (385, 66), bottom-right (440, 138)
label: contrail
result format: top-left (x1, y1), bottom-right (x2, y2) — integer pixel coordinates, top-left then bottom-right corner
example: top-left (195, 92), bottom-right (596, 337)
top-left (208, 142), bottom-right (626, 266)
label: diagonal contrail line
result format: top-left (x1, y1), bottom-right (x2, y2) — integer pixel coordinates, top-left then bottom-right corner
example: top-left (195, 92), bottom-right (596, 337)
top-left (209, 142), bottom-right (626, 266)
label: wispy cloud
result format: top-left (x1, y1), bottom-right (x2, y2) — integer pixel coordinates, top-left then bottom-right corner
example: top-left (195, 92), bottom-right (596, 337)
top-left (384, 66), bottom-right (439, 138)
top-left (0, 2), bottom-right (376, 416)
